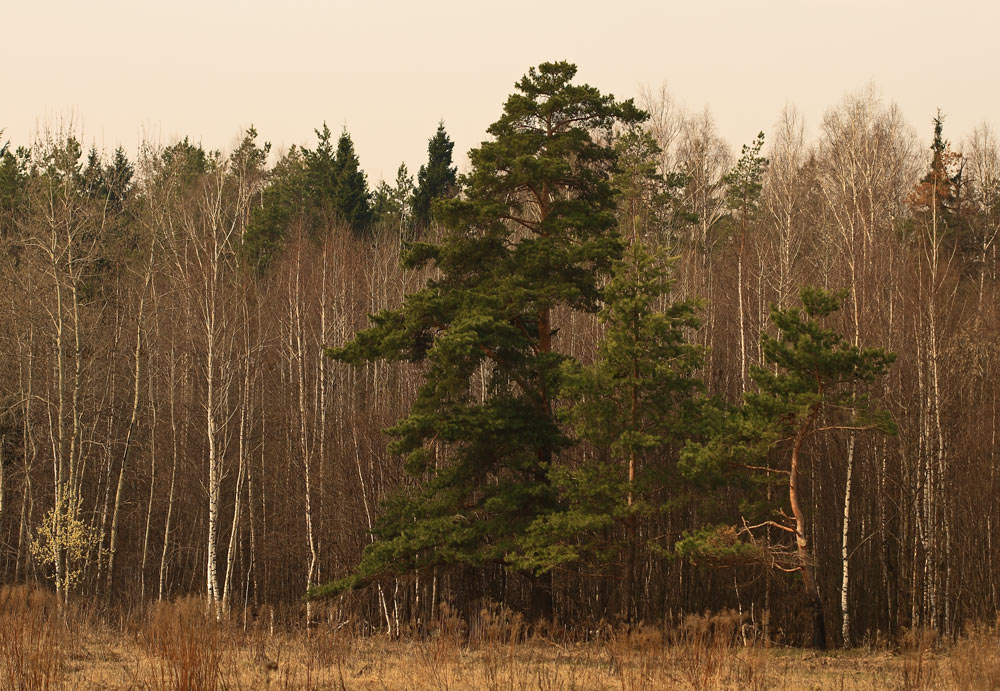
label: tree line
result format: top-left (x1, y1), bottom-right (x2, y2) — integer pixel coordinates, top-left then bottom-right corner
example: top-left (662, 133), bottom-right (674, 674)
top-left (0, 63), bottom-right (998, 649)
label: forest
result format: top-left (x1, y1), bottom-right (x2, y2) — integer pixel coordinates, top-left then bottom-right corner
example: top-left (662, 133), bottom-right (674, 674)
top-left (1, 60), bottom-right (998, 653)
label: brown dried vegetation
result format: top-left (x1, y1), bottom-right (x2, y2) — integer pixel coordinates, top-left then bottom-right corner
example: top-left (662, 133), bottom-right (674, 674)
top-left (1, 587), bottom-right (999, 690)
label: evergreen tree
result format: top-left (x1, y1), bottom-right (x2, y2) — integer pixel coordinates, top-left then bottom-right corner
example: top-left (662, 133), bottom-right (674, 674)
top-left (678, 287), bottom-right (895, 649)
top-left (0, 134), bottom-right (30, 237)
top-left (303, 123), bottom-right (337, 208)
top-left (82, 146), bottom-right (106, 199)
top-left (243, 147), bottom-right (308, 272)
top-left (81, 146), bottom-right (134, 215)
top-left (723, 131), bottom-right (768, 391)
top-left (513, 240), bottom-right (704, 621)
top-left (612, 128), bottom-right (689, 245)
top-left (910, 112), bottom-right (961, 224)
top-left (909, 112), bottom-right (969, 254)
top-left (244, 124), bottom-right (337, 272)
top-left (160, 137), bottom-right (209, 184)
top-left (104, 147), bottom-right (134, 214)
top-left (330, 128), bottom-right (372, 234)
top-left (371, 179), bottom-right (394, 221)
top-left (412, 121), bottom-right (458, 230)
top-left (315, 62), bottom-right (646, 619)
top-left (372, 163), bottom-right (414, 234)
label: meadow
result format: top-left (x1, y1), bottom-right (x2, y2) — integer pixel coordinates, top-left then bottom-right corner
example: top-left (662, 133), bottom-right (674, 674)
top-left (2, 585), bottom-right (997, 690)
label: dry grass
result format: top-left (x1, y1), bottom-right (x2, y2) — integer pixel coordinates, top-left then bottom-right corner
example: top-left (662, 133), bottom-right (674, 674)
top-left (0, 585), bottom-right (68, 690)
top-left (2, 586), bottom-right (999, 690)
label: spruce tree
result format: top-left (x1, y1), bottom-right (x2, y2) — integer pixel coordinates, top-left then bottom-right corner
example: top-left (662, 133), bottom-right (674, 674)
top-left (245, 123), bottom-right (371, 270)
top-left (911, 112), bottom-right (960, 223)
top-left (79, 145), bottom-right (135, 216)
top-left (105, 147), bottom-right (134, 214)
top-left (412, 121), bottom-right (457, 230)
top-left (82, 146), bottom-right (106, 200)
top-left (330, 128), bottom-right (372, 234)
top-left (315, 62), bottom-right (645, 619)
top-left (678, 287), bottom-right (895, 649)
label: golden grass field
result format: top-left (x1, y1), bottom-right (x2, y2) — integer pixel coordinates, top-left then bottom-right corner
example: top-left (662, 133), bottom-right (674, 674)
top-left (2, 586), bottom-right (998, 690)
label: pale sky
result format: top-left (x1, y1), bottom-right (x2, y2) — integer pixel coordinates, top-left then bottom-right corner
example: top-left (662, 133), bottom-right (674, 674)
top-left (4, 0), bottom-right (998, 181)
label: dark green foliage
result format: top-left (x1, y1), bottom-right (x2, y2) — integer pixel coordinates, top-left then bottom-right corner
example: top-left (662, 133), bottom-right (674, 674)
top-left (330, 129), bottom-right (372, 234)
top-left (229, 126), bottom-right (270, 182)
top-left (244, 124), bottom-right (372, 270)
top-left (613, 129), bottom-right (690, 243)
top-left (0, 134), bottom-right (29, 237)
top-left (105, 147), bottom-right (135, 214)
top-left (160, 137), bottom-right (209, 185)
top-left (513, 241), bottom-right (704, 577)
top-left (908, 113), bottom-right (973, 254)
top-left (724, 131), bottom-right (767, 221)
top-left (303, 123), bottom-right (337, 203)
top-left (300, 124), bottom-right (372, 230)
top-left (313, 61), bottom-right (646, 600)
top-left (81, 146), bottom-right (134, 215)
top-left (243, 147), bottom-right (308, 271)
top-left (412, 122), bottom-right (457, 230)
top-left (678, 286), bottom-right (896, 559)
top-left (913, 113), bottom-right (960, 222)
top-left (722, 130), bottom-right (768, 259)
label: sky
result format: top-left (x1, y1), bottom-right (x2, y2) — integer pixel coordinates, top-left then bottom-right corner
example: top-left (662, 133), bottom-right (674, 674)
top-left (4, 0), bottom-right (999, 182)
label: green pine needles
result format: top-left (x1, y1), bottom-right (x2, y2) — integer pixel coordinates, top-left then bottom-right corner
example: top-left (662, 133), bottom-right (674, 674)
top-left (678, 286), bottom-right (896, 647)
top-left (514, 240), bottom-right (704, 620)
top-left (312, 62), bottom-right (645, 608)
top-left (310, 63), bottom-right (896, 640)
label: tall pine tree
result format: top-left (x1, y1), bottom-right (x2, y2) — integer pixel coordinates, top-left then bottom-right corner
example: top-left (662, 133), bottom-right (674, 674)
top-left (315, 62), bottom-right (645, 620)
top-left (679, 287), bottom-right (895, 649)
top-left (514, 240), bottom-right (704, 621)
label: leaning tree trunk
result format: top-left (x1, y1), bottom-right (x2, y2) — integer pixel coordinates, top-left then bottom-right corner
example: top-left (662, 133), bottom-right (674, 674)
top-left (790, 409), bottom-right (826, 649)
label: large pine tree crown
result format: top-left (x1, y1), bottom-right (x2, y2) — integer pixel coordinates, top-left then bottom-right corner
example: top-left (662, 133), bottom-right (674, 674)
top-left (317, 61), bottom-right (647, 596)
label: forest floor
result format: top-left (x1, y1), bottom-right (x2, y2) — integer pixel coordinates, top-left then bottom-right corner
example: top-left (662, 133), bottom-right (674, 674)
top-left (2, 586), bottom-right (997, 690)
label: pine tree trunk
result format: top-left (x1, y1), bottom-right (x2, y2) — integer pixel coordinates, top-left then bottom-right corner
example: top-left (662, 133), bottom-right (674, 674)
top-left (790, 410), bottom-right (826, 649)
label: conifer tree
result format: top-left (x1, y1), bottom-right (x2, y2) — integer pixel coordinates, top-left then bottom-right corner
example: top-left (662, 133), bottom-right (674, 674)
top-left (612, 128), bottom-right (687, 245)
top-left (513, 240), bottom-right (704, 621)
top-left (160, 137), bottom-right (209, 186)
top-left (315, 62), bottom-right (646, 618)
top-left (105, 147), bottom-right (134, 214)
top-left (911, 112), bottom-right (961, 225)
top-left (82, 146), bottom-right (106, 199)
top-left (372, 163), bottom-right (414, 234)
top-left (723, 131), bottom-right (768, 391)
top-left (245, 123), bottom-right (371, 269)
top-left (678, 287), bottom-right (895, 649)
top-left (243, 146), bottom-right (308, 272)
top-left (412, 121), bottom-right (457, 230)
top-left (330, 128), bottom-right (372, 234)
top-left (0, 136), bottom-right (30, 237)
top-left (303, 123), bottom-right (337, 204)
top-left (244, 124), bottom-right (334, 272)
